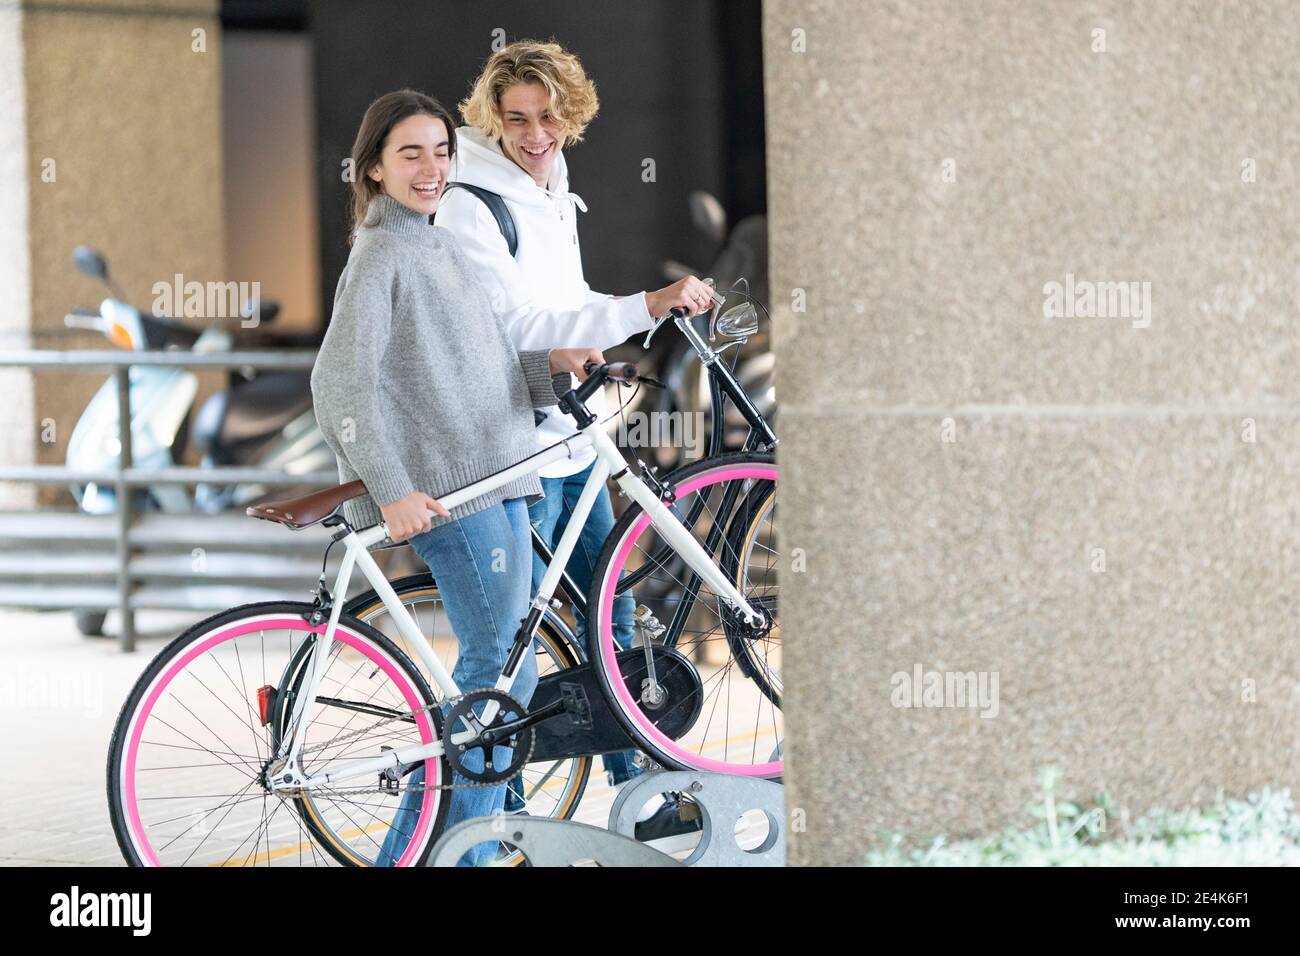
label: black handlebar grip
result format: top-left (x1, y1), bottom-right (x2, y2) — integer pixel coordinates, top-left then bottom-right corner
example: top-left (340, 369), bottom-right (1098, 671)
top-left (581, 361), bottom-right (637, 380)
top-left (669, 306), bottom-right (689, 318)
top-left (607, 362), bottom-right (638, 382)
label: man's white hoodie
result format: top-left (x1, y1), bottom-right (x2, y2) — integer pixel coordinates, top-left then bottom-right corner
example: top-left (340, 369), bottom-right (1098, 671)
top-left (436, 125), bottom-right (655, 478)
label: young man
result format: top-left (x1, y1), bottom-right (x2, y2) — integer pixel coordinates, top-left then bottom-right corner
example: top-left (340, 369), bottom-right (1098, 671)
top-left (436, 39), bottom-right (713, 840)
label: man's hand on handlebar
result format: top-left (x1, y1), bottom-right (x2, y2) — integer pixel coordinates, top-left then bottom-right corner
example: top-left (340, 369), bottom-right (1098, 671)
top-left (381, 491), bottom-right (450, 543)
top-left (550, 347), bottom-right (605, 380)
top-left (646, 275), bottom-right (714, 319)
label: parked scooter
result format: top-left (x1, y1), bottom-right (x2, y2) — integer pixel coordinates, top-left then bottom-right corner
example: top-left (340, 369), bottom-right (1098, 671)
top-left (190, 352), bottom-right (333, 516)
top-left (62, 246), bottom-right (332, 634)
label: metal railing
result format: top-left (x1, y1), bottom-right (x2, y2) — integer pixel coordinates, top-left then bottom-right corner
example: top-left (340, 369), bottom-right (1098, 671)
top-left (0, 348), bottom-right (336, 650)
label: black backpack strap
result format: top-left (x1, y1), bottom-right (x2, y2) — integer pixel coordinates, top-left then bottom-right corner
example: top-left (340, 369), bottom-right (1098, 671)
top-left (439, 182), bottom-right (518, 257)
top-left (440, 182), bottom-right (540, 424)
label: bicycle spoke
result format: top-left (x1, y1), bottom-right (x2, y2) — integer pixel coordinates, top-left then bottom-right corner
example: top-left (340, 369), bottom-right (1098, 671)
top-left (176, 777), bottom-right (264, 864)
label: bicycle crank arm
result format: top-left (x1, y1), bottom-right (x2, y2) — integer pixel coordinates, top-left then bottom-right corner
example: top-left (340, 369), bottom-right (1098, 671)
top-left (466, 696), bottom-right (567, 743)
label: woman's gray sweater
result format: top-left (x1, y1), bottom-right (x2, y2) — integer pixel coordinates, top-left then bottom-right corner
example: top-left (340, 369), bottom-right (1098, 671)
top-left (310, 192), bottom-right (560, 534)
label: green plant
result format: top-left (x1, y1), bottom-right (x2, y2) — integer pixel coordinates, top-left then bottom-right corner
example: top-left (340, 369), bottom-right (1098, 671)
top-left (867, 768), bottom-right (1300, 866)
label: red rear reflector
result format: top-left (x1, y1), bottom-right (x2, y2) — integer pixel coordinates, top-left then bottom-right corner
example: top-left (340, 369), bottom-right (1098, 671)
top-left (257, 685), bottom-right (275, 726)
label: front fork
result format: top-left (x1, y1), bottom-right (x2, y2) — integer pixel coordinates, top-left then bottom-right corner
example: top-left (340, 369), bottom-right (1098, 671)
top-left (599, 428), bottom-right (762, 627)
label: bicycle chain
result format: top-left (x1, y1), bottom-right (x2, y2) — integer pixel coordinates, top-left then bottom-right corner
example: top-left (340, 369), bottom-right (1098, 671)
top-left (290, 694), bottom-right (537, 795)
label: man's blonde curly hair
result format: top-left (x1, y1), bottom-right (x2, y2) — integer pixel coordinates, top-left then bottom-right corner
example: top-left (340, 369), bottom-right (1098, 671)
top-left (459, 39), bottom-right (599, 147)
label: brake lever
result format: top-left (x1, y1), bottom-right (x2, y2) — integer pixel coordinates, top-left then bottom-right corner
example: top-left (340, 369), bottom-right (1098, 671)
top-left (642, 282), bottom-right (726, 349)
top-left (642, 313), bottom-right (673, 350)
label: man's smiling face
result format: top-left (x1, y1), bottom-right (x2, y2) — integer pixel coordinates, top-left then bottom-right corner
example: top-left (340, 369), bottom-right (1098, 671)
top-left (498, 81), bottom-right (563, 187)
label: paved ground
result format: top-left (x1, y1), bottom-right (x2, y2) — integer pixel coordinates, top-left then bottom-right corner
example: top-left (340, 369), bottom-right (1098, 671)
top-left (0, 608), bottom-right (184, 865)
top-left (0, 607), bottom-right (777, 866)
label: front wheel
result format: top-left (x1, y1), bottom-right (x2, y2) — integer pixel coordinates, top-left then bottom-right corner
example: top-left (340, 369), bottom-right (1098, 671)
top-left (106, 601), bottom-right (450, 866)
top-left (587, 453), bottom-right (781, 777)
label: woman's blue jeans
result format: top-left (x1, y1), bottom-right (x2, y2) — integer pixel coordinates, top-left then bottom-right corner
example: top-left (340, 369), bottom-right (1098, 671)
top-left (374, 497), bottom-right (538, 867)
top-left (523, 459), bottom-right (643, 795)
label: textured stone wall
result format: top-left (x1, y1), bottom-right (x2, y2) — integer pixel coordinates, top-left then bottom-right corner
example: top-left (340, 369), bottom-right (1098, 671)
top-left (766, 0), bottom-right (1300, 864)
top-left (11, 0), bottom-right (224, 502)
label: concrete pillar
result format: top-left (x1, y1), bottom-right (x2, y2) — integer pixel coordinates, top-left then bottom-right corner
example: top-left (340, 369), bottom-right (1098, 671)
top-left (766, 0), bottom-right (1300, 864)
top-left (2, 0), bottom-right (225, 505)
top-left (0, 2), bottom-right (35, 508)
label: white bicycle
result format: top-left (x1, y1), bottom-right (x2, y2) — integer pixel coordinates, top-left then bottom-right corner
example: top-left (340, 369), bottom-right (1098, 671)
top-left (107, 360), bottom-right (780, 866)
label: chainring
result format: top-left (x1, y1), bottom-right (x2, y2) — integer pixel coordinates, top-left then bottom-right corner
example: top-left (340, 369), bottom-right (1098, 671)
top-left (443, 688), bottom-right (536, 785)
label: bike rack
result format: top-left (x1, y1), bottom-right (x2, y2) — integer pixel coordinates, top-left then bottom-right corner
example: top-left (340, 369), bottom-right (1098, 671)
top-left (427, 816), bottom-right (684, 867)
top-left (608, 769), bottom-right (785, 866)
top-left (427, 769), bottom-right (785, 866)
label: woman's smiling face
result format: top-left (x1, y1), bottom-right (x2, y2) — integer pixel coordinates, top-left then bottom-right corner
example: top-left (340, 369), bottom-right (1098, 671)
top-left (367, 113), bottom-right (450, 215)
top-left (499, 81), bottom-right (563, 187)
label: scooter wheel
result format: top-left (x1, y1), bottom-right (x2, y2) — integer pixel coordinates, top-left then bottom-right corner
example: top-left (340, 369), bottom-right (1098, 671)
top-left (75, 609), bottom-right (108, 637)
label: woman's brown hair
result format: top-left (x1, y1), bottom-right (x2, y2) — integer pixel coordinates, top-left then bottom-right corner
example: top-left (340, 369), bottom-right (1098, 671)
top-left (348, 89), bottom-right (457, 242)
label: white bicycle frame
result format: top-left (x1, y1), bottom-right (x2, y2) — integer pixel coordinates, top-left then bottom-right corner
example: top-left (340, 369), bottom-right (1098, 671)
top-left (269, 414), bottom-right (762, 795)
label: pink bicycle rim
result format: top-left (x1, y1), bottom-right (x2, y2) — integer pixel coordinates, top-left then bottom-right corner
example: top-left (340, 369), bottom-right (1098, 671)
top-left (121, 615), bottom-right (439, 866)
top-left (599, 464), bottom-right (781, 776)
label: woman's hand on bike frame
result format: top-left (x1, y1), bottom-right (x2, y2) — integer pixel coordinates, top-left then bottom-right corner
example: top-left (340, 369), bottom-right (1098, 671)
top-left (646, 275), bottom-right (714, 319)
top-left (550, 346), bottom-right (605, 379)
top-left (381, 491), bottom-right (450, 542)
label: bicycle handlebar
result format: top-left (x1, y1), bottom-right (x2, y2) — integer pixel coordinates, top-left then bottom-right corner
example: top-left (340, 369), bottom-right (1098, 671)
top-left (583, 360), bottom-right (639, 382)
top-left (574, 361), bottom-right (638, 403)
top-left (641, 288), bottom-right (727, 348)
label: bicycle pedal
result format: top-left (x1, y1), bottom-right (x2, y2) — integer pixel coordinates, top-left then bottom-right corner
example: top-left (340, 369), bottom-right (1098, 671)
top-left (559, 682), bottom-right (593, 729)
top-left (632, 751), bottom-right (661, 772)
top-left (633, 605), bottom-right (666, 642)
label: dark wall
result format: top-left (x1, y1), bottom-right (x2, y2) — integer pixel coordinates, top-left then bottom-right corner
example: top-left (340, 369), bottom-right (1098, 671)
top-left (308, 0), bottom-right (765, 329)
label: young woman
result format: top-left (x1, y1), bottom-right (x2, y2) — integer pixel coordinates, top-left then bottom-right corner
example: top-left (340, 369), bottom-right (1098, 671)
top-left (309, 89), bottom-right (602, 866)
top-left (436, 39), bottom-right (713, 838)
